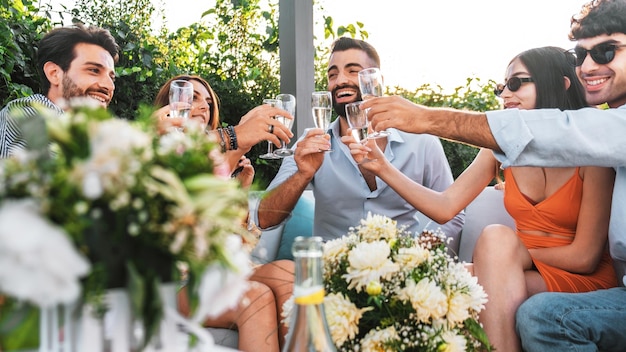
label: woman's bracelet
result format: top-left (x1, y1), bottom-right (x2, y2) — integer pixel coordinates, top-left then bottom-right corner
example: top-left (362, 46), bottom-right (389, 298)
top-left (225, 125), bottom-right (238, 151)
top-left (216, 128), bottom-right (227, 153)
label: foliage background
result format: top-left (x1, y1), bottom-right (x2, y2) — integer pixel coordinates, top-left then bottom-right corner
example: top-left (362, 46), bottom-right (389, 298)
top-left (1, 0), bottom-right (501, 187)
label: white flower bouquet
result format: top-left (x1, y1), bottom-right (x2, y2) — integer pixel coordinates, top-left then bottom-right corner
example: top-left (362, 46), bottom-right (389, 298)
top-left (0, 103), bottom-right (251, 348)
top-left (320, 213), bottom-right (491, 351)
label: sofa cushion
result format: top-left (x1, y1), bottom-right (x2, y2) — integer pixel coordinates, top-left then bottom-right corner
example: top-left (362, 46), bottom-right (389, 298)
top-left (458, 186), bottom-right (515, 263)
top-left (276, 194), bottom-right (315, 260)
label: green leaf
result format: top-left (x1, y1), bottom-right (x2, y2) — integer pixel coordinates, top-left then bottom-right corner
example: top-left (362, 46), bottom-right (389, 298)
top-left (0, 300), bottom-right (40, 350)
top-left (465, 318), bottom-right (493, 351)
top-left (126, 261), bottom-right (146, 319)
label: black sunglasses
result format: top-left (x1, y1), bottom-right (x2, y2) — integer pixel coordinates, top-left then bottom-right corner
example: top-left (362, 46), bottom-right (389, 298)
top-left (494, 77), bottom-right (534, 97)
top-left (569, 42), bottom-right (626, 66)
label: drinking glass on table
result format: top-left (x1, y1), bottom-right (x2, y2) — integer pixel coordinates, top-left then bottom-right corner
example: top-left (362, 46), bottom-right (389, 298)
top-left (273, 93), bottom-right (296, 157)
top-left (259, 98), bottom-right (283, 160)
top-left (311, 91), bottom-right (333, 152)
top-left (169, 79), bottom-right (194, 121)
top-left (357, 67), bottom-right (389, 138)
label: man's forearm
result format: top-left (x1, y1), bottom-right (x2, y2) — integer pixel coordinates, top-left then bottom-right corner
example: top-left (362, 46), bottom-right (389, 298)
top-left (429, 108), bottom-right (501, 152)
top-left (257, 171), bottom-right (312, 229)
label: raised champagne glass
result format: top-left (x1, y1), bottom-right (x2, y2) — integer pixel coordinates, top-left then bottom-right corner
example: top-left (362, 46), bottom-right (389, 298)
top-left (273, 93), bottom-right (296, 157)
top-left (311, 91), bottom-right (333, 152)
top-left (259, 98), bottom-right (283, 160)
top-left (357, 67), bottom-right (389, 138)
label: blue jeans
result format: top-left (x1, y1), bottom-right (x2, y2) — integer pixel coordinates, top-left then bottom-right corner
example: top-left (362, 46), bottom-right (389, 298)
top-left (515, 288), bottom-right (626, 352)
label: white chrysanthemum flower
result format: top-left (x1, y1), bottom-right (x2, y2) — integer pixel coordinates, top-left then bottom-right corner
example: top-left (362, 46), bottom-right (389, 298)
top-left (0, 199), bottom-right (90, 307)
top-left (193, 235), bottom-right (252, 321)
top-left (448, 262), bottom-right (488, 313)
top-left (343, 240), bottom-right (399, 292)
top-left (325, 292), bottom-right (373, 346)
top-left (394, 244), bottom-right (430, 268)
top-left (356, 212), bottom-right (398, 242)
top-left (447, 291), bottom-right (473, 323)
top-left (360, 326), bottom-right (399, 352)
top-left (397, 278), bottom-right (448, 323)
top-left (466, 275), bottom-right (489, 312)
top-left (439, 330), bottom-right (467, 352)
top-left (323, 237), bottom-right (349, 262)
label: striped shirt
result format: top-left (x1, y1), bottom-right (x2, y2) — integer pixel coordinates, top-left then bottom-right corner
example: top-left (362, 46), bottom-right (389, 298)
top-left (0, 94), bottom-right (63, 158)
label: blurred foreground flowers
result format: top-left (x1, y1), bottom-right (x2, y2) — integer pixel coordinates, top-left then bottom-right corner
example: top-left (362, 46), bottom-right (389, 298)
top-left (0, 102), bottom-right (251, 348)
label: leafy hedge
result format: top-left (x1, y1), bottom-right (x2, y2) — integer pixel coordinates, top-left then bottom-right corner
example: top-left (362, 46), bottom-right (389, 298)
top-left (1, 0), bottom-right (500, 185)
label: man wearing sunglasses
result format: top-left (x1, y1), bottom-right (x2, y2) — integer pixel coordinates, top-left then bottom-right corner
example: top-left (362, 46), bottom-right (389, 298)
top-left (362, 0), bottom-right (626, 350)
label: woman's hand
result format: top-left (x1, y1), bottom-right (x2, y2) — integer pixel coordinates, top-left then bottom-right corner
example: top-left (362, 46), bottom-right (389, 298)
top-left (232, 156), bottom-right (255, 189)
top-left (341, 135), bottom-right (387, 173)
top-left (235, 105), bottom-right (294, 152)
top-left (153, 105), bottom-right (187, 135)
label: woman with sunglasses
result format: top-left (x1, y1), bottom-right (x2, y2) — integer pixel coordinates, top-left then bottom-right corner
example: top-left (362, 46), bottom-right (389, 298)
top-left (154, 75), bottom-right (294, 351)
top-left (343, 46), bottom-right (617, 351)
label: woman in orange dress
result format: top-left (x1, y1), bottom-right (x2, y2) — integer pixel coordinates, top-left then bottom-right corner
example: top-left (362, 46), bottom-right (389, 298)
top-left (503, 166), bottom-right (616, 293)
top-left (343, 47), bottom-right (617, 352)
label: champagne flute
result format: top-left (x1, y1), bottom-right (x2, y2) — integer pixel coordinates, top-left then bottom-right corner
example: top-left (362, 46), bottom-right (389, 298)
top-left (311, 91), bottom-right (333, 152)
top-left (357, 67), bottom-right (389, 138)
top-left (259, 98), bottom-right (283, 160)
top-left (345, 100), bottom-right (376, 164)
top-left (169, 80), bottom-right (194, 129)
top-left (273, 93), bottom-right (296, 157)
top-left (345, 101), bottom-right (368, 143)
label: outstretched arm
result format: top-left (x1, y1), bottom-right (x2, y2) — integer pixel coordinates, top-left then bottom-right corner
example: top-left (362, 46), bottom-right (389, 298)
top-left (344, 135), bottom-right (497, 223)
top-left (363, 96), bottom-right (501, 151)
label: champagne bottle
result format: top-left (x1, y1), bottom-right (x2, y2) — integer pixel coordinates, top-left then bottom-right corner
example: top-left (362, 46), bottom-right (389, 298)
top-left (282, 236), bottom-right (336, 352)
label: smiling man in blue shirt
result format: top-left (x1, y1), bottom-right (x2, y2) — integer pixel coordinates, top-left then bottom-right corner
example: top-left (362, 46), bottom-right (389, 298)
top-left (251, 37), bottom-right (464, 250)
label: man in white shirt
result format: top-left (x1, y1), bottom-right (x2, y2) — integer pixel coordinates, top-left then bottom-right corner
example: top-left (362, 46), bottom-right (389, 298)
top-left (0, 24), bottom-right (118, 158)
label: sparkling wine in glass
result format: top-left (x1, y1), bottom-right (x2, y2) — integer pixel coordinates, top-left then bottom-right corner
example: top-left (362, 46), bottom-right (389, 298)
top-left (345, 101), bottom-right (368, 143)
top-left (169, 80), bottom-right (193, 120)
top-left (311, 91), bottom-right (333, 152)
top-left (311, 91), bottom-right (332, 132)
top-left (259, 98), bottom-right (283, 160)
top-left (357, 67), bottom-right (389, 138)
top-left (273, 93), bottom-right (296, 157)
top-left (346, 100), bottom-right (376, 164)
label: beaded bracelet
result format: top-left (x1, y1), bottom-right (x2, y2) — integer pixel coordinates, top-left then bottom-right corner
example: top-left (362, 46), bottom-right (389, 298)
top-left (217, 128), bottom-right (227, 153)
top-left (226, 125), bottom-right (238, 151)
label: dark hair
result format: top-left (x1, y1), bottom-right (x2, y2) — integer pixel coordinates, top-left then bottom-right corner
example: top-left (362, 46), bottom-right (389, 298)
top-left (330, 37), bottom-right (381, 68)
top-left (570, 0), bottom-right (626, 40)
top-left (154, 75), bottom-right (220, 130)
top-left (512, 46), bottom-right (588, 110)
top-left (36, 24), bottom-right (119, 95)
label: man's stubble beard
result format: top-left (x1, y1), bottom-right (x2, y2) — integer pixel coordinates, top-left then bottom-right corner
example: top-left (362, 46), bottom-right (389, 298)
top-left (61, 74), bottom-right (87, 101)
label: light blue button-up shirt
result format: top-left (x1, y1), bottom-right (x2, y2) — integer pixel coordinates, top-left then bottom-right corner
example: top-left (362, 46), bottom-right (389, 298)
top-left (487, 105), bottom-right (626, 286)
top-left (250, 118), bottom-right (465, 243)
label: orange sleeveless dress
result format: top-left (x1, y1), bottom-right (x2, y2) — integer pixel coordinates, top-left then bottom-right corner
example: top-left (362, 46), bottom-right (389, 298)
top-left (503, 167), bottom-right (617, 292)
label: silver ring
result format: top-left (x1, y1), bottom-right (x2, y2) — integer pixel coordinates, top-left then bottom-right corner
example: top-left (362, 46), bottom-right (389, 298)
top-left (269, 124), bottom-right (274, 133)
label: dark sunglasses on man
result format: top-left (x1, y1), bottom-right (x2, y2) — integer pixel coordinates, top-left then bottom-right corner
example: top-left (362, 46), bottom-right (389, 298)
top-left (568, 41), bottom-right (626, 66)
top-left (494, 77), bottom-right (534, 97)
